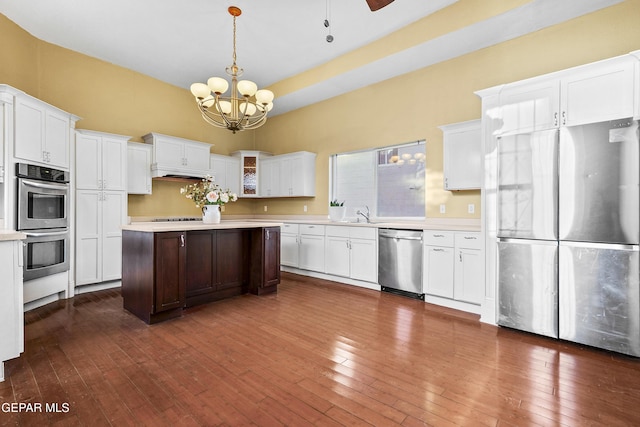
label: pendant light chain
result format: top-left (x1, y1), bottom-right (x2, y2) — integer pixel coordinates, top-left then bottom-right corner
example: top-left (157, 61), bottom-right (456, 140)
top-left (232, 13), bottom-right (237, 67)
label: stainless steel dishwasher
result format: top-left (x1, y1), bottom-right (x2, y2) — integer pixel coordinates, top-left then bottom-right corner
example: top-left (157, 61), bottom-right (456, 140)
top-left (378, 228), bottom-right (424, 300)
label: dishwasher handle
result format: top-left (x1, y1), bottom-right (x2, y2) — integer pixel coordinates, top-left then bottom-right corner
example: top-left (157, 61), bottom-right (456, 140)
top-left (380, 235), bottom-right (422, 241)
top-left (378, 229), bottom-right (423, 240)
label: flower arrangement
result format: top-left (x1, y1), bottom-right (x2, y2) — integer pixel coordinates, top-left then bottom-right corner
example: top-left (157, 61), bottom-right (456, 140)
top-left (180, 175), bottom-right (238, 210)
top-left (330, 199), bottom-right (344, 207)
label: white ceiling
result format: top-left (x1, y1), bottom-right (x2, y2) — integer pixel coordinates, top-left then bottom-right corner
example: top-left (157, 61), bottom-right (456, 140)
top-left (0, 0), bottom-right (624, 115)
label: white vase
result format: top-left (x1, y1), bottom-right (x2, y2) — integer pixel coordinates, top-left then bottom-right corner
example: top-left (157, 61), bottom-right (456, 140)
top-left (328, 206), bottom-right (346, 222)
top-left (202, 205), bottom-right (221, 224)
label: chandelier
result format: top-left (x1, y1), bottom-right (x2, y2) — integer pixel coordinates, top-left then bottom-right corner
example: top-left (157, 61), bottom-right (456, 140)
top-left (190, 6), bottom-right (274, 133)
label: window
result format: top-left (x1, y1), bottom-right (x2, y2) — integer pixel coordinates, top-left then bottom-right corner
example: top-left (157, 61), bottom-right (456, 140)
top-left (330, 140), bottom-right (425, 220)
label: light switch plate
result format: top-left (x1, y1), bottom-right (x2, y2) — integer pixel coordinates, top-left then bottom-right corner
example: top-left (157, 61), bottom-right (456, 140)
top-left (440, 204), bottom-right (446, 214)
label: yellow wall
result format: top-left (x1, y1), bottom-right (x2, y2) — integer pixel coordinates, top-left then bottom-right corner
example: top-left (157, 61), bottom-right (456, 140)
top-left (2, 0), bottom-right (640, 219)
top-left (0, 13), bottom-right (256, 217)
top-left (256, 0), bottom-right (640, 218)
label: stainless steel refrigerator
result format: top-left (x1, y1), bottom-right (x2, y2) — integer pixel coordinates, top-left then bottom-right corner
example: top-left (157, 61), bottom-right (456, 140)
top-left (497, 119), bottom-right (640, 356)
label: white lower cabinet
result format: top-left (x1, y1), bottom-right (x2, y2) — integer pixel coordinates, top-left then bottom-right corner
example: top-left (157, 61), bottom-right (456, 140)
top-left (298, 225), bottom-right (325, 272)
top-left (281, 223), bottom-right (376, 284)
top-left (424, 230), bottom-right (483, 311)
top-left (281, 222), bottom-right (482, 312)
top-left (0, 239), bottom-right (24, 382)
top-left (454, 233), bottom-right (483, 304)
top-left (76, 190), bottom-right (126, 286)
top-left (280, 223), bottom-right (326, 272)
top-left (325, 232), bottom-right (350, 277)
top-left (280, 223), bottom-right (300, 267)
top-left (423, 231), bottom-right (455, 298)
top-left (325, 226), bottom-right (377, 283)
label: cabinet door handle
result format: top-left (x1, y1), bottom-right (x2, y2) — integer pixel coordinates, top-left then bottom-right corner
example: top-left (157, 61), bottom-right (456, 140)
top-left (433, 234), bottom-right (445, 238)
top-left (433, 248), bottom-right (445, 252)
top-left (180, 234), bottom-right (185, 247)
top-left (266, 229), bottom-right (270, 240)
top-left (459, 251), bottom-right (462, 262)
top-left (562, 111), bottom-right (566, 125)
top-left (554, 112), bottom-right (558, 126)
top-left (463, 236), bottom-right (476, 240)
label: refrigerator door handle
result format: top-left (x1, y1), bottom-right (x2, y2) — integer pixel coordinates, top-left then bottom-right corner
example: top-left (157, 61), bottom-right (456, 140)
top-left (559, 241), bottom-right (639, 251)
top-left (498, 237), bottom-right (558, 246)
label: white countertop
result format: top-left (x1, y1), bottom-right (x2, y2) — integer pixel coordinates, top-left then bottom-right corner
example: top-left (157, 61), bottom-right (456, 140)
top-left (276, 219), bottom-right (481, 232)
top-left (122, 220), bottom-right (283, 233)
top-left (127, 216), bottom-right (481, 232)
top-left (0, 230), bottom-right (27, 241)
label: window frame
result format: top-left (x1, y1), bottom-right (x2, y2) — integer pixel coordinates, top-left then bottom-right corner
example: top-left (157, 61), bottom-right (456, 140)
top-left (329, 140), bottom-right (426, 222)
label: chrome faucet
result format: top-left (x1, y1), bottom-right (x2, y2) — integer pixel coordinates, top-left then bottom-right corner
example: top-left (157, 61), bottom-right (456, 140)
top-left (356, 206), bottom-right (370, 223)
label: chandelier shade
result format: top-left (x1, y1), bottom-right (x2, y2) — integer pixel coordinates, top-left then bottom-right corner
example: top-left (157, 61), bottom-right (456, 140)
top-left (190, 6), bottom-right (274, 133)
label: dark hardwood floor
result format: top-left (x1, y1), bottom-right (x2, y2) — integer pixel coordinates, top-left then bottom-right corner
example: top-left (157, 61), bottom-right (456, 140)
top-left (2, 272), bottom-right (640, 426)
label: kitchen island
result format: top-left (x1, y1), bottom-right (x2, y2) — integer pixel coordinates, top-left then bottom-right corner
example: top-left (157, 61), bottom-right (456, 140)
top-left (121, 221), bottom-right (281, 324)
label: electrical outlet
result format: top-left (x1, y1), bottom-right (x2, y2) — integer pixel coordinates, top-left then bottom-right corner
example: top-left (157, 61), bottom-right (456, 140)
top-left (303, 205), bottom-right (307, 212)
top-left (221, 205), bottom-right (225, 212)
top-left (264, 205), bottom-right (268, 212)
top-left (440, 204), bottom-right (446, 214)
top-left (468, 204), bottom-right (475, 214)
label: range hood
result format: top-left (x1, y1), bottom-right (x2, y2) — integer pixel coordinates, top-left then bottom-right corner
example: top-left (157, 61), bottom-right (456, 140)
top-left (150, 165), bottom-right (209, 181)
top-left (144, 132), bottom-right (214, 182)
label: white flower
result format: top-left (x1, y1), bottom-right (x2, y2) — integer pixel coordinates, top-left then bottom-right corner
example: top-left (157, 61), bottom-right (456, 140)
top-left (181, 178), bottom-right (237, 208)
top-left (206, 191), bottom-right (219, 203)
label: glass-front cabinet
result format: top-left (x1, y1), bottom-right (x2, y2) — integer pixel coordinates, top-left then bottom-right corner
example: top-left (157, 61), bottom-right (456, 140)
top-left (231, 150), bottom-right (272, 197)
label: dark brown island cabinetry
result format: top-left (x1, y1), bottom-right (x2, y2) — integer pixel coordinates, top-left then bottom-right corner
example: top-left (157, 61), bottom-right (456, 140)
top-left (250, 227), bottom-right (281, 295)
top-left (185, 229), bottom-right (248, 307)
top-left (122, 225), bottom-right (280, 324)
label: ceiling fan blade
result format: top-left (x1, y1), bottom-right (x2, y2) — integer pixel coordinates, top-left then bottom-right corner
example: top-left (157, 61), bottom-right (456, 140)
top-left (366, 0), bottom-right (395, 11)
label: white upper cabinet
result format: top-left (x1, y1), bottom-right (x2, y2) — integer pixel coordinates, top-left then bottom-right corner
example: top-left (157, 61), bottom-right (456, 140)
top-left (440, 120), bottom-right (482, 191)
top-left (499, 77), bottom-right (560, 134)
top-left (259, 156), bottom-right (280, 197)
top-left (231, 150), bottom-right (315, 198)
top-left (127, 142), bottom-right (152, 195)
top-left (560, 56), bottom-right (636, 126)
top-left (144, 133), bottom-right (211, 178)
top-left (76, 130), bottom-right (129, 191)
top-left (498, 53), bottom-right (638, 134)
top-left (210, 154), bottom-right (240, 194)
top-left (256, 151), bottom-right (316, 197)
top-left (14, 94), bottom-right (77, 170)
top-left (279, 152), bottom-right (316, 197)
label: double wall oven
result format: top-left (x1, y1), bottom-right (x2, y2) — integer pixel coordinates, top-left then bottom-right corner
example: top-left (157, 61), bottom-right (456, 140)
top-left (16, 163), bottom-right (70, 281)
